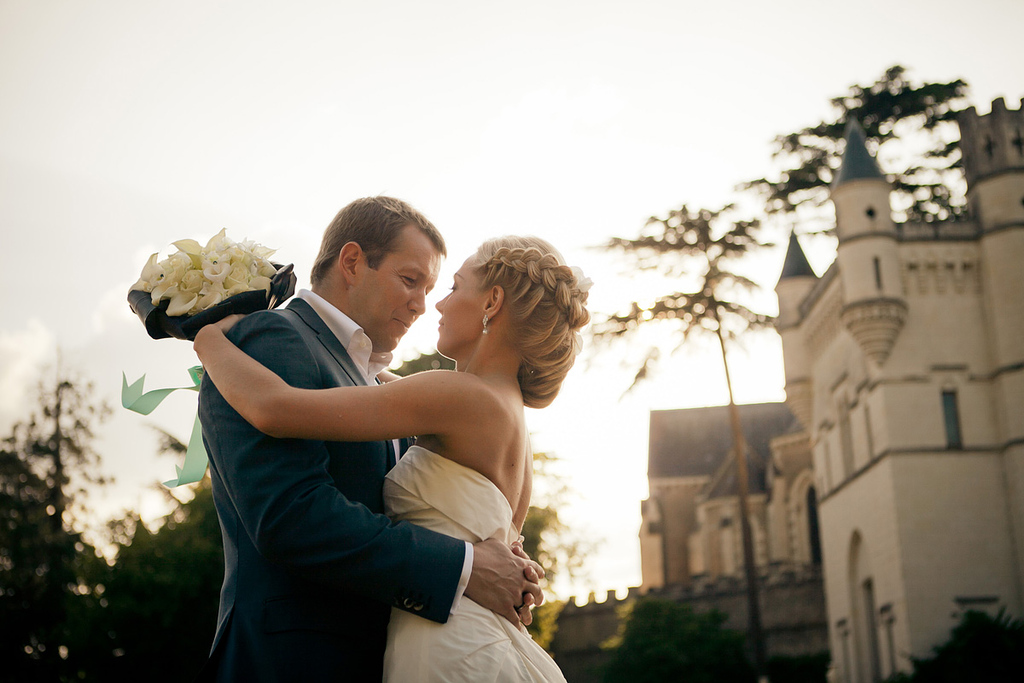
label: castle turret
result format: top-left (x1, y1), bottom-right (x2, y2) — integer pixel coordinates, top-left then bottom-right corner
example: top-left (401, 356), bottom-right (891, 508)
top-left (831, 120), bottom-right (907, 366)
top-left (957, 98), bottom-right (1024, 381)
top-left (958, 99), bottom-right (1024, 592)
top-left (775, 232), bottom-right (817, 429)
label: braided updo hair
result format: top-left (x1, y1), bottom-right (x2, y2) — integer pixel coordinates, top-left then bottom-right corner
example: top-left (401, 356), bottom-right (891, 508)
top-left (473, 236), bottom-right (590, 409)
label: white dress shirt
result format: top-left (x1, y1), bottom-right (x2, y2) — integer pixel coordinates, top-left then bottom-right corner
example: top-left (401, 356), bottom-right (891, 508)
top-left (296, 290), bottom-right (473, 614)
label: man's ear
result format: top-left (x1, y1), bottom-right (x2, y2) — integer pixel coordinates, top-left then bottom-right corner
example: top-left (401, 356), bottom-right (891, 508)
top-left (484, 285), bottom-right (505, 319)
top-left (337, 242), bottom-right (364, 287)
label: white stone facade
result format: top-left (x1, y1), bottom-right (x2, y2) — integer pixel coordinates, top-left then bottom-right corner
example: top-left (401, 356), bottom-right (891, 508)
top-left (775, 99), bottom-right (1024, 682)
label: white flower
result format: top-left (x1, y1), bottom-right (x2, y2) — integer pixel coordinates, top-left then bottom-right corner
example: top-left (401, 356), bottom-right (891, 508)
top-left (570, 266), bottom-right (593, 294)
top-left (202, 259), bottom-right (232, 284)
top-left (197, 290), bottom-right (225, 310)
top-left (166, 291), bottom-right (199, 316)
top-left (131, 253), bottom-right (161, 292)
top-left (179, 269), bottom-right (205, 294)
top-left (129, 230), bottom-right (281, 317)
top-left (248, 275), bottom-right (272, 293)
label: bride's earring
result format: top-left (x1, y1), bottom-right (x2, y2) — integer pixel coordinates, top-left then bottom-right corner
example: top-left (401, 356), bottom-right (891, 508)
top-left (482, 314), bottom-right (489, 335)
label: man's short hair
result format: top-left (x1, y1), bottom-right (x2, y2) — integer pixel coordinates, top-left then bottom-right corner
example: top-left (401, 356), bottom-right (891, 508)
top-left (310, 196), bottom-right (446, 287)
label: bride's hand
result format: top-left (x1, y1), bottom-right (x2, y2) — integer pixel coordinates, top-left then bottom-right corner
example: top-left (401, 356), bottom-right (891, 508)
top-left (212, 313), bottom-right (246, 334)
top-left (193, 314), bottom-right (245, 364)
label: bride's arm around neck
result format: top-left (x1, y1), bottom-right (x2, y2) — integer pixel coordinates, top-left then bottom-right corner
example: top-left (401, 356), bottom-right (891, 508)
top-left (195, 321), bottom-right (503, 448)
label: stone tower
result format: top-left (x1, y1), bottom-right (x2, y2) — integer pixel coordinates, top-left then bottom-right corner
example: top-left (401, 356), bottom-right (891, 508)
top-left (775, 232), bottom-right (817, 429)
top-left (831, 120), bottom-right (907, 366)
top-left (958, 98), bottom-right (1024, 589)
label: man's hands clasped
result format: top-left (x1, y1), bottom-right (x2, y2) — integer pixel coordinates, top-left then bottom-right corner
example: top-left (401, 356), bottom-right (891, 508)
top-left (465, 537), bottom-right (545, 626)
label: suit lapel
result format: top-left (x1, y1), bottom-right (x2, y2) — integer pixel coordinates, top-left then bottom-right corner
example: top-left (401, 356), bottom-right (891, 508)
top-left (285, 298), bottom-right (367, 388)
top-left (286, 298), bottom-right (402, 470)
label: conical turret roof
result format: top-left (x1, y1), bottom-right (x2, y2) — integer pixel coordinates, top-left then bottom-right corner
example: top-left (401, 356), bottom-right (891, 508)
top-left (779, 231), bottom-right (816, 280)
top-left (832, 119), bottom-right (885, 186)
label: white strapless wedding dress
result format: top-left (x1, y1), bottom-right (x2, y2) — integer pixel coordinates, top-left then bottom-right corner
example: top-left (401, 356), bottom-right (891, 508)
top-left (382, 446), bottom-right (566, 683)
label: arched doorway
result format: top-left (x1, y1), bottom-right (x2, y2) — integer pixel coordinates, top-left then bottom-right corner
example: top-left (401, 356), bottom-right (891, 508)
top-left (848, 531), bottom-right (882, 683)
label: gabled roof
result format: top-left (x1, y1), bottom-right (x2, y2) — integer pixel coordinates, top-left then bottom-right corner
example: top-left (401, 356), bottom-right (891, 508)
top-left (648, 403), bottom-right (799, 495)
top-left (779, 231), bottom-right (816, 280)
top-left (832, 119), bottom-right (885, 187)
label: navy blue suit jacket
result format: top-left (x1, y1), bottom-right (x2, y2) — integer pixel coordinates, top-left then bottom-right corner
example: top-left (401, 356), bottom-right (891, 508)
top-left (196, 298), bottom-right (466, 682)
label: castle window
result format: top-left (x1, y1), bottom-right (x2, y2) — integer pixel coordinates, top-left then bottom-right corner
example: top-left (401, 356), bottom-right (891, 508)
top-left (942, 390), bottom-right (963, 449)
top-left (873, 257), bottom-right (883, 290)
top-left (864, 404), bottom-right (875, 459)
top-left (839, 399), bottom-right (855, 477)
top-left (1013, 129), bottom-right (1023, 157)
top-left (807, 487), bottom-right (822, 565)
top-left (866, 207), bottom-right (876, 219)
top-left (984, 135), bottom-right (995, 158)
top-left (862, 579), bottom-right (883, 682)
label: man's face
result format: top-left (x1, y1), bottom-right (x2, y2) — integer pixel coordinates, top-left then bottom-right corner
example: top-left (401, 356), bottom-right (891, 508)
top-left (347, 224), bottom-right (442, 353)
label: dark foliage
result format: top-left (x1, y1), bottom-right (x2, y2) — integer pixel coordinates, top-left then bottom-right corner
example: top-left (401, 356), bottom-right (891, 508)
top-left (601, 598), bottom-right (755, 683)
top-left (884, 609), bottom-right (1024, 683)
top-left (742, 65), bottom-right (969, 226)
top-left (0, 373), bottom-right (109, 682)
top-left (82, 482), bottom-right (223, 682)
top-left (392, 350), bottom-right (456, 376)
top-left (767, 652), bottom-right (831, 683)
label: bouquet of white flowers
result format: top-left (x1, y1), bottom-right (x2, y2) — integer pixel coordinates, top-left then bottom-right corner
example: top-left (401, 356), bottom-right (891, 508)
top-left (128, 229), bottom-right (295, 340)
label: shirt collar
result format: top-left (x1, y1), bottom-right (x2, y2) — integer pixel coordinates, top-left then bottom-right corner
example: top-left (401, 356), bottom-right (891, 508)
top-left (297, 289), bottom-right (393, 382)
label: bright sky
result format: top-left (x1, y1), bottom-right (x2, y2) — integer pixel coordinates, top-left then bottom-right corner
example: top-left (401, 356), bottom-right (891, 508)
top-left (2, 0), bottom-right (1022, 601)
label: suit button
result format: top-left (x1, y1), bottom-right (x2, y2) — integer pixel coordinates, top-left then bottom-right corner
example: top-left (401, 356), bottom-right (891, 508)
top-left (413, 603), bottom-right (424, 612)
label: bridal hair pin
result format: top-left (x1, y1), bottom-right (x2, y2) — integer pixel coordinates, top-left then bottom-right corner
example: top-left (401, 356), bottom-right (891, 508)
top-left (570, 266), bottom-right (593, 294)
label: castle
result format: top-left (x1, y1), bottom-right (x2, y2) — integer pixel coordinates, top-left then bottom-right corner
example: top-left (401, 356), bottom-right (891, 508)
top-left (551, 402), bottom-right (829, 682)
top-left (552, 98), bottom-right (1024, 682)
top-left (773, 97), bottom-right (1024, 682)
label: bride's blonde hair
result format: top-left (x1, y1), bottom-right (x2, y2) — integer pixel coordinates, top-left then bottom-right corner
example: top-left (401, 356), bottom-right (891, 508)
top-left (473, 236), bottom-right (590, 409)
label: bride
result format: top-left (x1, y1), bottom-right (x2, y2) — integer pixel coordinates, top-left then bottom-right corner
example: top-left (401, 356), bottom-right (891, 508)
top-left (194, 235), bottom-right (590, 682)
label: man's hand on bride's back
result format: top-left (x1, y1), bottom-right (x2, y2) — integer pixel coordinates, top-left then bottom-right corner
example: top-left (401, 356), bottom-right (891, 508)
top-left (466, 538), bottom-right (545, 627)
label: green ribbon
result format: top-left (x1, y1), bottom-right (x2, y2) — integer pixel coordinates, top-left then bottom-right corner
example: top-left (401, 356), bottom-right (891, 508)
top-left (121, 366), bottom-right (208, 487)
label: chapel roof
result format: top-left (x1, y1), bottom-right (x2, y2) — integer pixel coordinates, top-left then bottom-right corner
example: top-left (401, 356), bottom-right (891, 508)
top-left (648, 402), bottom-right (799, 495)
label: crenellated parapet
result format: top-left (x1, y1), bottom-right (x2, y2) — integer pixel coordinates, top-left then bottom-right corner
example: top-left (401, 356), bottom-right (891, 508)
top-left (552, 565), bottom-right (828, 680)
top-left (956, 97), bottom-right (1024, 189)
top-left (562, 564), bottom-right (825, 616)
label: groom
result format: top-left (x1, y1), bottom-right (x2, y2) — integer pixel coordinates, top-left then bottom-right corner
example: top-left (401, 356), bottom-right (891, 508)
top-left (196, 196), bottom-right (543, 682)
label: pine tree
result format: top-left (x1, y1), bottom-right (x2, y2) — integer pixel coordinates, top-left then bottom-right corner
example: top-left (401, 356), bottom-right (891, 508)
top-left (596, 203), bottom-right (774, 676)
top-left (0, 370), bottom-right (110, 681)
top-left (743, 65), bottom-right (969, 230)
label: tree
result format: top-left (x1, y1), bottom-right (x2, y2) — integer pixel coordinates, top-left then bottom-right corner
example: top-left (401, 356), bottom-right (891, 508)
top-left (391, 350), bottom-right (456, 376)
top-left (601, 598), bottom-right (754, 683)
top-left (63, 428), bottom-right (224, 682)
top-left (884, 609), bottom-right (1024, 683)
top-left (596, 204), bottom-right (774, 676)
top-left (0, 370), bottom-right (110, 682)
top-left (743, 65), bottom-right (969, 229)
top-left (521, 449), bottom-right (595, 650)
top-left (87, 483), bottom-right (223, 682)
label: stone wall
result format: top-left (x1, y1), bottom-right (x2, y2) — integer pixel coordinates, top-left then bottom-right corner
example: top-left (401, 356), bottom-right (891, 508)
top-left (550, 566), bottom-right (828, 683)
